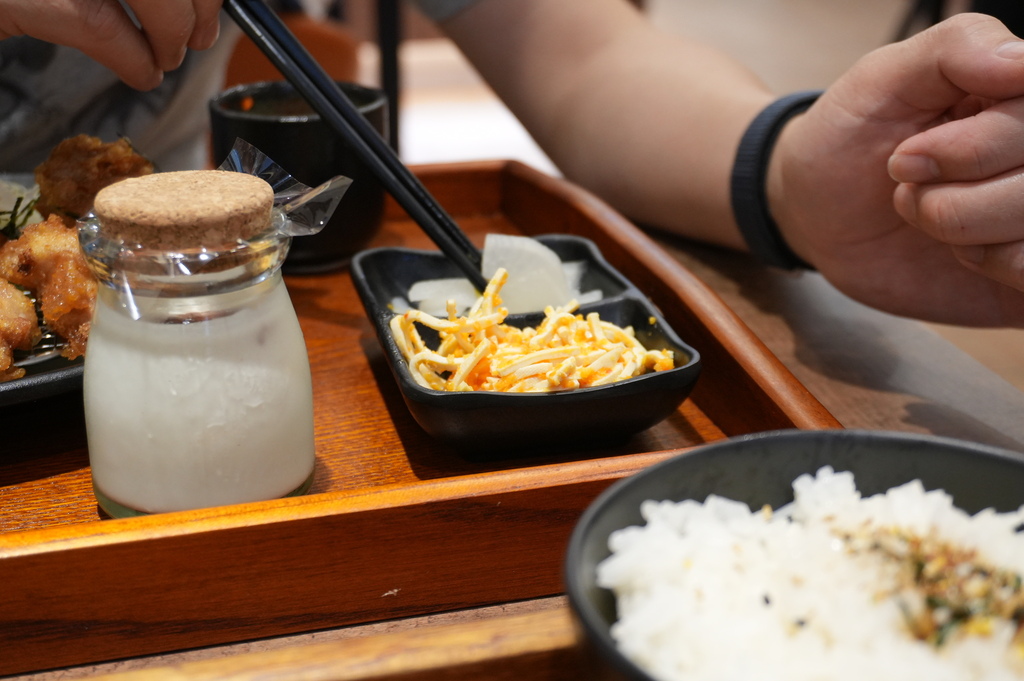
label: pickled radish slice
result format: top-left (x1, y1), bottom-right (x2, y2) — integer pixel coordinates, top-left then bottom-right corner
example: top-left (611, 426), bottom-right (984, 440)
top-left (407, 277), bottom-right (478, 316)
top-left (480, 234), bottom-right (571, 313)
top-left (406, 235), bottom-right (603, 315)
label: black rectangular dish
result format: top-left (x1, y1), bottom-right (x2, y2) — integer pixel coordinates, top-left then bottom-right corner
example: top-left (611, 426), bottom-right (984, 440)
top-left (351, 233), bottom-right (702, 458)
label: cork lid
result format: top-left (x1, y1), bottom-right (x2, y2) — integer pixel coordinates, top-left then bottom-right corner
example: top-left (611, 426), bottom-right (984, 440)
top-left (92, 170), bottom-right (274, 249)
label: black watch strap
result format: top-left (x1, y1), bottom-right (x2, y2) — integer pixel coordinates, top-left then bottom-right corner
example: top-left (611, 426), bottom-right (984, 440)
top-left (409, 0), bottom-right (482, 21)
top-left (730, 90), bottom-right (822, 270)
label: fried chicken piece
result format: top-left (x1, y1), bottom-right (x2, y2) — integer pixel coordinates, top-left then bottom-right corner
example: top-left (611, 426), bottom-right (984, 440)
top-left (34, 135), bottom-right (153, 223)
top-left (0, 215), bottom-right (96, 359)
top-left (0, 278), bottom-right (41, 382)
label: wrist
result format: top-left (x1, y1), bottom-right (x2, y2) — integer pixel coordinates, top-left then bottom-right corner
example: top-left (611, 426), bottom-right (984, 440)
top-left (730, 90), bottom-right (822, 270)
top-left (765, 112), bottom-right (814, 269)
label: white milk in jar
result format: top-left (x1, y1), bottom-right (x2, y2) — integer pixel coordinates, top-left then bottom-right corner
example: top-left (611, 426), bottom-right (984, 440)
top-left (80, 170), bottom-right (316, 517)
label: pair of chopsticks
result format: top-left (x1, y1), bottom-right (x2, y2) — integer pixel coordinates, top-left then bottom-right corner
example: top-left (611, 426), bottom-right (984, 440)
top-left (223, 0), bottom-right (489, 291)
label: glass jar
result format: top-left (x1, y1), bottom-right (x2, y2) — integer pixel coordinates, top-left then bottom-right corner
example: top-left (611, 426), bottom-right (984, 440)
top-left (80, 170), bottom-right (317, 517)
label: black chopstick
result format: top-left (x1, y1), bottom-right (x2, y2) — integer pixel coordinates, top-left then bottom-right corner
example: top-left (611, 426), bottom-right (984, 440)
top-left (223, 0), bottom-right (490, 292)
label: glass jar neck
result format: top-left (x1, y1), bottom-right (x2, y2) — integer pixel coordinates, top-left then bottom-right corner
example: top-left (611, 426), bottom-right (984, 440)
top-left (93, 269), bottom-right (287, 325)
top-left (79, 215), bottom-right (291, 306)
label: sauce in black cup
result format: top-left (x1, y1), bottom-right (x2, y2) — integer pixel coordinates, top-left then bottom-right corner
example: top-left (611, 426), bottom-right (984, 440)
top-left (209, 81), bottom-right (389, 274)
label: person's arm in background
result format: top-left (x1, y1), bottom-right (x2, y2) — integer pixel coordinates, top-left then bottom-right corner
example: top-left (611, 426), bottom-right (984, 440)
top-left (443, 0), bottom-right (767, 252)
top-left (430, 0), bottom-right (1024, 327)
top-left (0, 0), bottom-right (224, 90)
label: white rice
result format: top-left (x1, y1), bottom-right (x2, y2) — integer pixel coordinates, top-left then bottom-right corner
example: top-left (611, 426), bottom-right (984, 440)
top-left (597, 466), bottom-right (1024, 680)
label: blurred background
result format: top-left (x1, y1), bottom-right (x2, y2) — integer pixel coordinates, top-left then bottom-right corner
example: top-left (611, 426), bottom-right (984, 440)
top-left (227, 0), bottom-right (1024, 390)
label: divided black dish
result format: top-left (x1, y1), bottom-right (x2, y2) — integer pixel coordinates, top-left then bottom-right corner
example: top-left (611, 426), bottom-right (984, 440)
top-left (350, 234), bottom-right (702, 458)
top-left (563, 429), bottom-right (1024, 681)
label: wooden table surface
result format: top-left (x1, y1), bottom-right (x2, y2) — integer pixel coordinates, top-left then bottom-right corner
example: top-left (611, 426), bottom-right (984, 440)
top-left (668, 237), bottom-right (1024, 452)
top-left (13, 171), bottom-right (1024, 681)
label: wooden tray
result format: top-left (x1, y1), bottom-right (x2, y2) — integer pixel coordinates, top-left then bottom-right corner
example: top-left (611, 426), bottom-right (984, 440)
top-left (0, 160), bottom-right (839, 675)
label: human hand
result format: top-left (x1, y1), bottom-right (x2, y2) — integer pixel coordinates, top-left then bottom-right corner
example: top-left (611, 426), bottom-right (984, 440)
top-left (770, 13), bottom-right (1024, 327)
top-left (0, 0), bottom-right (224, 91)
top-left (890, 53), bottom-right (1024, 302)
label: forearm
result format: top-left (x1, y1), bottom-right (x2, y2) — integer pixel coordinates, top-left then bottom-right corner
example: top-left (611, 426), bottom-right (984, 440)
top-left (440, 0), bottom-right (773, 249)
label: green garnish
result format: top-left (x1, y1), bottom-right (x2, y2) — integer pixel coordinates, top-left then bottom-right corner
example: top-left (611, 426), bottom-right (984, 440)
top-left (0, 194), bottom-right (38, 240)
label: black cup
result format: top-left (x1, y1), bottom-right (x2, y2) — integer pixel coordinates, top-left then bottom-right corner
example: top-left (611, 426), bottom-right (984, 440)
top-left (209, 81), bottom-right (389, 274)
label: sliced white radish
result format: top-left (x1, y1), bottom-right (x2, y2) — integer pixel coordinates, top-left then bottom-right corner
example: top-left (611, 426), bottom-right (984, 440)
top-left (389, 296), bottom-right (412, 313)
top-left (407, 277), bottom-right (478, 316)
top-left (408, 277), bottom-right (477, 304)
top-left (561, 260), bottom-right (585, 294)
top-left (480, 234), bottom-right (571, 313)
top-left (406, 236), bottom-right (606, 315)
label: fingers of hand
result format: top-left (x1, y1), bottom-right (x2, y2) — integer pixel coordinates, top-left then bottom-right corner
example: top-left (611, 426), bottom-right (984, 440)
top-left (123, 0), bottom-right (203, 72)
top-left (914, 14), bottom-right (1024, 103)
top-left (849, 13), bottom-right (1024, 123)
top-left (0, 0), bottom-right (220, 90)
top-left (10, 0), bottom-right (164, 90)
top-left (51, 0), bottom-right (222, 90)
top-left (187, 0), bottom-right (222, 51)
top-left (952, 241), bottom-right (1024, 293)
top-left (893, 171), bottom-right (1024, 300)
top-left (890, 96), bottom-right (1024, 184)
top-left (894, 171), bottom-right (1024, 246)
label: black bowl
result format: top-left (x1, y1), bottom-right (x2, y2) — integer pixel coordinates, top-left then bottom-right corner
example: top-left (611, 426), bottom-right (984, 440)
top-left (209, 80), bottom-right (389, 274)
top-left (350, 234), bottom-right (702, 458)
top-left (564, 428), bottom-right (1024, 681)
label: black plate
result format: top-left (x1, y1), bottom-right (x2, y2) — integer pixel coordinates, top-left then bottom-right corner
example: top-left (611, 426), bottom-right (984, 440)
top-left (0, 356), bottom-right (83, 407)
top-left (564, 429), bottom-right (1024, 681)
top-left (350, 234), bottom-right (702, 458)
top-left (0, 172), bottom-right (84, 407)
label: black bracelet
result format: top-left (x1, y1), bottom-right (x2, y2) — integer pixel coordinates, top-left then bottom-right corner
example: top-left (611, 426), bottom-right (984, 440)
top-left (411, 0), bottom-right (482, 21)
top-left (730, 90), bottom-right (822, 270)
